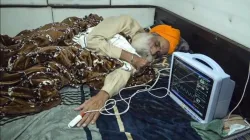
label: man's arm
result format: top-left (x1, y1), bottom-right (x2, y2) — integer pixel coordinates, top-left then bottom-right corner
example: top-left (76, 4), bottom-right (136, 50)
top-left (101, 67), bottom-right (132, 97)
top-left (87, 15), bottom-right (148, 97)
top-left (74, 67), bottom-right (132, 127)
top-left (74, 16), bottom-right (147, 127)
top-left (87, 15), bottom-right (148, 69)
top-left (87, 15), bottom-right (144, 59)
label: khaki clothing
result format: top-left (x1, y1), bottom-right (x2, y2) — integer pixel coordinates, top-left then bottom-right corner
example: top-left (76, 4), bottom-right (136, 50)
top-left (87, 15), bottom-right (145, 97)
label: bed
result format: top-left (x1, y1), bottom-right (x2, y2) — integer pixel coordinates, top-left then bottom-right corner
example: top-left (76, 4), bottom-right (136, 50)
top-left (0, 13), bottom-right (248, 140)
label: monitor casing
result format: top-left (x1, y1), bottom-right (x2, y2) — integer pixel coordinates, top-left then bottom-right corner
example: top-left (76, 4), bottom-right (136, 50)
top-left (168, 52), bottom-right (235, 123)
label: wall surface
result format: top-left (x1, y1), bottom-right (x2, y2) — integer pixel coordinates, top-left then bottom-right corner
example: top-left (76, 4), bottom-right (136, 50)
top-left (112, 0), bottom-right (250, 49)
top-left (0, 0), bottom-right (47, 5)
top-left (0, 7), bottom-right (53, 36)
top-left (48, 0), bottom-right (110, 5)
top-left (155, 0), bottom-right (250, 49)
top-left (52, 8), bottom-right (154, 28)
top-left (1, 0), bottom-right (249, 49)
top-left (0, 0), bottom-right (155, 36)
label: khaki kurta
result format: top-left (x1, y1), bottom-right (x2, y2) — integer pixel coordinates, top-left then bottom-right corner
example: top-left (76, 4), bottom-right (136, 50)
top-left (86, 15), bottom-right (145, 97)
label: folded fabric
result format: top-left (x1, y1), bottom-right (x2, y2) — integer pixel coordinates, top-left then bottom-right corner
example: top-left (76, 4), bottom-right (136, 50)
top-left (191, 119), bottom-right (224, 140)
top-left (73, 27), bottom-right (140, 72)
top-left (223, 114), bottom-right (249, 136)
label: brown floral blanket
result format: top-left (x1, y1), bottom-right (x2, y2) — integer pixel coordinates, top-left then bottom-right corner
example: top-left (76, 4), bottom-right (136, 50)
top-left (0, 14), bottom-right (155, 117)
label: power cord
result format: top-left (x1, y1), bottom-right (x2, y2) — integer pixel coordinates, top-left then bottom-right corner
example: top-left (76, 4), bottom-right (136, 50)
top-left (69, 61), bottom-right (249, 127)
top-left (227, 61), bottom-right (250, 120)
top-left (84, 68), bottom-right (172, 116)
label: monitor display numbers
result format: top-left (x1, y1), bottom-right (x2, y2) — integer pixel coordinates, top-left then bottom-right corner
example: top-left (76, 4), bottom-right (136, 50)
top-left (170, 57), bottom-right (214, 119)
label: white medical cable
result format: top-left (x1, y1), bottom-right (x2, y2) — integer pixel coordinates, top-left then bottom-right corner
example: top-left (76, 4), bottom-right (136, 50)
top-left (83, 67), bottom-right (172, 116)
top-left (227, 62), bottom-right (250, 120)
top-left (68, 67), bottom-right (173, 128)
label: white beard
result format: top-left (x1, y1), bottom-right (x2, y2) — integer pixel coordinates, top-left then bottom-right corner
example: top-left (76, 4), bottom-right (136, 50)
top-left (131, 33), bottom-right (154, 62)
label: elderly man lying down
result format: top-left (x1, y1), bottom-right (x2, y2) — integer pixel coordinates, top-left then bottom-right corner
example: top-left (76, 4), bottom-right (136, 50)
top-left (74, 15), bottom-right (181, 127)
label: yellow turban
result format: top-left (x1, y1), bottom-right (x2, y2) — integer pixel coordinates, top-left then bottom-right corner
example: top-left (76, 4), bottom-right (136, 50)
top-left (150, 25), bottom-right (181, 54)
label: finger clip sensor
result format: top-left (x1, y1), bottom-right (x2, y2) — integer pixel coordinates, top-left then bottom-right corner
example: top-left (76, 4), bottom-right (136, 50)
top-left (68, 112), bottom-right (85, 128)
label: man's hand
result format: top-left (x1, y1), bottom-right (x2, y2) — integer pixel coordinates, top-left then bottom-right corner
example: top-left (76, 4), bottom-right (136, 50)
top-left (74, 90), bottom-right (109, 127)
top-left (132, 55), bottom-right (149, 70)
top-left (120, 50), bottom-right (149, 70)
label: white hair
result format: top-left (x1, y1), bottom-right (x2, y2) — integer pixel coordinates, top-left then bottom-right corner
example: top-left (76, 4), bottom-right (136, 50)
top-left (131, 33), bottom-right (155, 62)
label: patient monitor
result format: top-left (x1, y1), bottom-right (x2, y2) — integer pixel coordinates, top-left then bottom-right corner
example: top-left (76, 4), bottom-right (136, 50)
top-left (168, 52), bottom-right (235, 123)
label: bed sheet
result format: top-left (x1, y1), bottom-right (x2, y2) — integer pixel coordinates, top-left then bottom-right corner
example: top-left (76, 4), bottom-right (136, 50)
top-left (1, 79), bottom-right (202, 140)
top-left (0, 85), bottom-right (102, 140)
top-left (94, 77), bottom-right (202, 140)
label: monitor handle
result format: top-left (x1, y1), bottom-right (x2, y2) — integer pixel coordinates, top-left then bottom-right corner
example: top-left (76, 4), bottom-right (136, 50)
top-left (191, 54), bottom-right (225, 73)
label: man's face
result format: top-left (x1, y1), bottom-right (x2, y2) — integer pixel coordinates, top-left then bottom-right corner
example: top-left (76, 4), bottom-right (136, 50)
top-left (149, 35), bottom-right (170, 58)
top-left (131, 33), bottom-right (170, 62)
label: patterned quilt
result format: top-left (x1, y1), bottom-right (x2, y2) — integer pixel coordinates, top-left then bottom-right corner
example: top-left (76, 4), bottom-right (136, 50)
top-left (0, 14), bottom-right (155, 116)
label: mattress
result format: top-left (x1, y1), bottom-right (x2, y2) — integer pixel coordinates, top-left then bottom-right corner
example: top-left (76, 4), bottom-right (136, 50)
top-left (0, 79), bottom-right (202, 140)
top-left (0, 14), bottom-right (226, 140)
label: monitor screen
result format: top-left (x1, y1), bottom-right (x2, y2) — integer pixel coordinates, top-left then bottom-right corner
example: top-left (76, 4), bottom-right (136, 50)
top-left (170, 57), bottom-right (214, 119)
